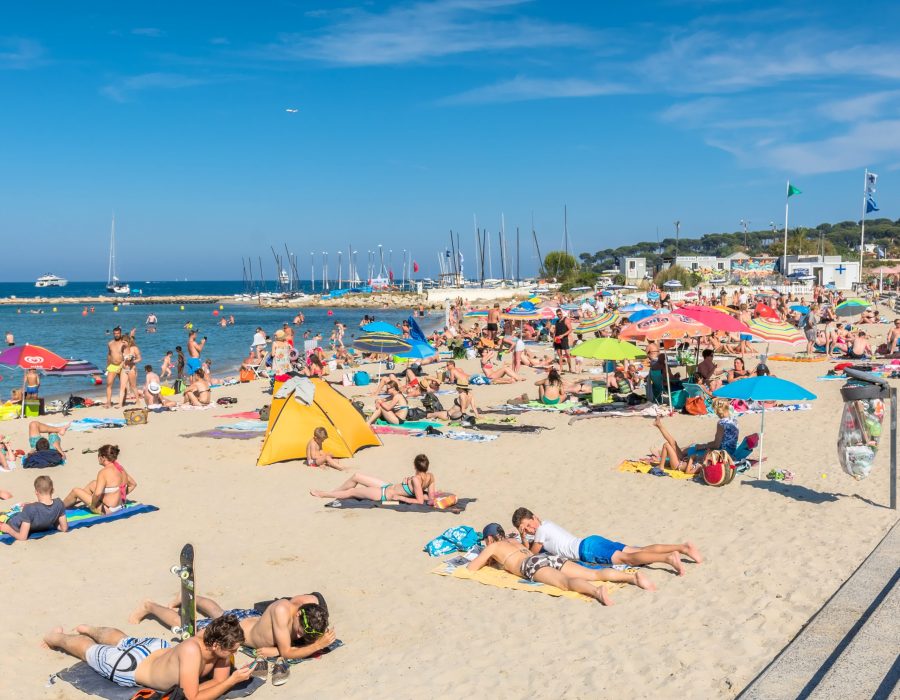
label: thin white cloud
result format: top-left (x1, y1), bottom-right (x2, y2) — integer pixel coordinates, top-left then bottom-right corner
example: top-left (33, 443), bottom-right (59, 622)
top-left (260, 0), bottom-right (594, 66)
top-left (442, 75), bottom-right (631, 104)
top-left (132, 27), bottom-right (166, 38)
top-left (0, 37), bottom-right (44, 70)
top-left (818, 91), bottom-right (900, 123)
top-left (100, 72), bottom-right (208, 102)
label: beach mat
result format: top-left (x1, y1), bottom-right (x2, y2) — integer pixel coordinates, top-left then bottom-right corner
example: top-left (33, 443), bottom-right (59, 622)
top-left (431, 553), bottom-right (622, 602)
top-left (325, 497), bottom-right (475, 514)
top-left (53, 663), bottom-right (264, 699)
top-left (243, 639), bottom-right (344, 665)
top-left (216, 411), bottom-right (261, 419)
top-left (490, 400), bottom-right (580, 413)
top-left (1, 501), bottom-right (158, 545)
top-left (375, 419), bottom-right (443, 431)
top-left (767, 354), bottom-right (828, 362)
top-left (471, 423), bottom-right (546, 433)
top-left (180, 429), bottom-right (265, 440)
top-left (617, 460), bottom-right (697, 480)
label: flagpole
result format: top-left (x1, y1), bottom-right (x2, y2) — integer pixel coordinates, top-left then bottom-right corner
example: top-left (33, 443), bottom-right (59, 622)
top-left (860, 168), bottom-right (868, 272)
top-left (783, 180), bottom-right (790, 279)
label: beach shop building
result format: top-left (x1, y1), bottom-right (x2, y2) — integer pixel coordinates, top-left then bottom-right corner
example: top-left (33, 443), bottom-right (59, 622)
top-left (619, 257), bottom-right (648, 282)
top-left (783, 255), bottom-right (860, 289)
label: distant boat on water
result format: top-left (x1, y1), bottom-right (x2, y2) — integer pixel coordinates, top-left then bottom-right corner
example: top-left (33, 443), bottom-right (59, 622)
top-left (106, 216), bottom-right (130, 295)
top-left (35, 273), bottom-right (68, 288)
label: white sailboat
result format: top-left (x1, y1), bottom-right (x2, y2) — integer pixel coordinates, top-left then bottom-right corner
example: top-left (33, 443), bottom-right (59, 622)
top-left (106, 216), bottom-right (130, 294)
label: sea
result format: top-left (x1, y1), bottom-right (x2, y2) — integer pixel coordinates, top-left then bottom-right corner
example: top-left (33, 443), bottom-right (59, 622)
top-left (0, 281), bottom-right (434, 400)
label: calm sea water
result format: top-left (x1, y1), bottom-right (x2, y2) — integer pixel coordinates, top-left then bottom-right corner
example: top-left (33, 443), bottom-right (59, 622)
top-left (0, 281), bottom-right (433, 399)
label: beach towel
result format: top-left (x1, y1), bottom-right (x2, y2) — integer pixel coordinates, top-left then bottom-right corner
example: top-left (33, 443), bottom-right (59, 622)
top-left (325, 497), bottom-right (475, 514)
top-left (181, 429), bottom-right (265, 440)
top-left (215, 411), bottom-right (261, 419)
top-left (375, 419), bottom-right (443, 431)
top-left (616, 460), bottom-right (697, 481)
top-left (51, 664), bottom-right (263, 699)
top-left (65, 417), bottom-right (127, 432)
top-left (242, 639), bottom-right (344, 665)
top-left (730, 402), bottom-right (812, 415)
top-left (491, 400), bottom-right (580, 413)
top-left (471, 423), bottom-right (546, 433)
top-left (767, 354), bottom-right (828, 363)
top-left (218, 420), bottom-right (269, 432)
top-left (432, 551), bottom-right (623, 602)
top-left (416, 430), bottom-right (497, 442)
top-left (1, 501), bottom-right (158, 545)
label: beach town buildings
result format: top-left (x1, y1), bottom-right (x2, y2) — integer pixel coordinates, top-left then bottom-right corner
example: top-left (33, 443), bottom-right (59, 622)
top-left (781, 255), bottom-right (860, 288)
top-left (619, 257), bottom-right (648, 282)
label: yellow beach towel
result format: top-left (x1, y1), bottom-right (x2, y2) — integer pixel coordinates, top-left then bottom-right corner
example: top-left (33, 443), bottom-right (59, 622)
top-left (432, 561), bottom-right (622, 602)
top-left (767, 354), bottom-right (828, 363)
top-left (617, 459), bottom-right (697, 480)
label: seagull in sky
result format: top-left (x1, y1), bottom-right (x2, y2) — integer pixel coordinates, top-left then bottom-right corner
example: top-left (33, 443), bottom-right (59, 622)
top-left (285, 108), bottom-right (299, 113)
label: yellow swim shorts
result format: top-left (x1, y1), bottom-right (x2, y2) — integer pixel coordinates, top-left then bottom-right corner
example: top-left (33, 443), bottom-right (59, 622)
top-left (106, 363), bottom-right (122, 374)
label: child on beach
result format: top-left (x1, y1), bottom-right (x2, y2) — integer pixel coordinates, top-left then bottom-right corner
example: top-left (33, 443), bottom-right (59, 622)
top-left (306, 427), bottom-right (344, 470)
top-left (511, 508), bottom-right (702, 576)
top-left (24, 367), bottom-right (41, 397)
top-left (0, 475), bottom-right (67, 542)
top-left (160, 351), bottom-right (173, 380)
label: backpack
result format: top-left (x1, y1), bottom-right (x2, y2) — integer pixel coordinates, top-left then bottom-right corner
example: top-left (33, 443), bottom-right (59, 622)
top-left (421, 392), bottom-right (443, 414)
top-left (23, 449), bottom-right (65, 469)
top-left (684, 395), bottom-right (707, 416)
top-left (406, 407), bottom-right (427, 422)
top-left (130, 688), bottom-right (186, 700)
top-left (258, 405), bottom-right (270, 422)
top-left (701, 449), bottom-right (736, 487)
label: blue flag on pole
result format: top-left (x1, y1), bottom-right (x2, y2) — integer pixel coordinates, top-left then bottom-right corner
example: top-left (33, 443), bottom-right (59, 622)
top-left (866, 195), bottom-right (879, 214)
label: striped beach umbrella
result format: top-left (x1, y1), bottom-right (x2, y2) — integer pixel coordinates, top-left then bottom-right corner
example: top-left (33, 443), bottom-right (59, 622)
top-left (353, 333), bottom-right (412, 355)
top-left (575, 311), bottom-right (619, 334)
top-left (463, 309), bottom-right (489, 318)
top-left (746, 317), bottom-right (805, 345)
top-left (835, 299), bottom-right (869, 317)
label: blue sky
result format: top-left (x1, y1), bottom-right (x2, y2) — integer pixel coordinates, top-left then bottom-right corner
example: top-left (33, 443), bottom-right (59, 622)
top-left (2, 0), bottom-right (899, 281)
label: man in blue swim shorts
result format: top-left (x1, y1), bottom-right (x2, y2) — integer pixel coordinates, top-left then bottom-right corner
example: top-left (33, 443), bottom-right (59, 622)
top-left (512, 507), bottom-right (703, 576)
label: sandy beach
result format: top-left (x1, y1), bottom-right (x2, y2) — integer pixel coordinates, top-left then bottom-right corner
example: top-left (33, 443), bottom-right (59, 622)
top-left (0, 331), bottom-right (896, 699)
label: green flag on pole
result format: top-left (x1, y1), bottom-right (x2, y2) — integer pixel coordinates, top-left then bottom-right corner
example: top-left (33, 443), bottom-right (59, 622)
top-left (787, 183), bottom-right (802, 197)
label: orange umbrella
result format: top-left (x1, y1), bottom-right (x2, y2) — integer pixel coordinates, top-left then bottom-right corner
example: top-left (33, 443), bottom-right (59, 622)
top-left (619, 313), bottom-right (711, 341)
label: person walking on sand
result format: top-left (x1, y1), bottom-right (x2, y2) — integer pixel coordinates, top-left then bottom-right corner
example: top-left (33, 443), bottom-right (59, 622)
top-left (467, 524), bottom-right (655, 605)
top-left (512, 508), bottom-right (702, 576)
top-left (160, 350), bottom-right (173, 380)
top-left (104, 326), bottom-right (127, 408)
top-left (486, 303), bottom-right (500, 343)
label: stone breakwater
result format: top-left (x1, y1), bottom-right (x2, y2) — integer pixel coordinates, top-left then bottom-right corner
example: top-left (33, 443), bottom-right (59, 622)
top-left (0, 295), bottom-right (223, 306)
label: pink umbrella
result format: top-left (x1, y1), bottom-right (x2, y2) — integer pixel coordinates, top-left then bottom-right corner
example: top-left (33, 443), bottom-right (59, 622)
top-left (619, 313), bottom-right (712, 341)
top-left (675, 305), bottom-right (753, 335)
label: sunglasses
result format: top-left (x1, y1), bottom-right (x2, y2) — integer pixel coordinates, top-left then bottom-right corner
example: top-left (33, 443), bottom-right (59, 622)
top-left (299, 609), bottom-right (323, 637)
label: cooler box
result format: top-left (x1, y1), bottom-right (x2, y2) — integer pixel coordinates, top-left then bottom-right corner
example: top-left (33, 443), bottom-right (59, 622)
top-left (24, 398), bottom-right (43, 417)
top-left (591, 386), bottom-right (611, 405)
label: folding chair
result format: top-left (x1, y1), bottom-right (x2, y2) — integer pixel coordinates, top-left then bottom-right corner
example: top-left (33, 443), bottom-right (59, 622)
top-left (247, 350), bottom-right (270, 379)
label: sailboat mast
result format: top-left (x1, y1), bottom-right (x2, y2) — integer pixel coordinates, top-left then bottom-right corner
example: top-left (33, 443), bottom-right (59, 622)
top-left (108, 215), bottom-right (116, 285)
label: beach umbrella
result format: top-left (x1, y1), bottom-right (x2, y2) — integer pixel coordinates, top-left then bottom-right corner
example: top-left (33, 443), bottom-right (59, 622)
top-left (619, 302), bottom-right (654, 314)
top-left (463, 309), bottom-right (489, 318)
top-left (663, 280), bottom-right (683, 288)
top-left (628, 308), bottom-right (659, 322)
top-left (353, 333), bottom-right (412, 355)
top-left (619, 313), bottom-right (712, 341)
top-left (575, 311), bottom-right (619, 334)
top-left (44, 359), bottom-right (101, 377)
top-left (501, 306), bottom-right (555, 321)
top-left (754, 302), bottom-right (779, 320)
top-left (395, 339), bottom-right (438, 360)
top-left (600, 290), bottom-right (614, 297)
top-left (835, 299), bottom-right (869, 317)
top-left (713, 376), bottom-right (817, 478)
top-left (362, 321), bottom-right (402, 335)
top-left (676, 306), bottom-right (753, 335)
top-left (571, 338), bottom-right (646, 361)
top-left (746, 317), bottom-right (805, 346)
top-left (647, 291), bottom-right (660, 301)
top-left (790, 304), bottom-right (810, 314)
top-left (516, 300), bottom-right (536, 311)
top-left (683, 291), bottom-right (699, 299)
top-left (0, 344), bottom-right (67, 370)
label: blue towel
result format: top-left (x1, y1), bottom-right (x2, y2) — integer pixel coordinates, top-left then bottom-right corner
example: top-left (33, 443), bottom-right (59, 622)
top-left (1, 502), bottom-right (158, 545)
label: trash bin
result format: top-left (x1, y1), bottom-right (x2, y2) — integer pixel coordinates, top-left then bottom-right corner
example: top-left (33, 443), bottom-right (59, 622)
top-left (839, 370), bottom-right (890, 480)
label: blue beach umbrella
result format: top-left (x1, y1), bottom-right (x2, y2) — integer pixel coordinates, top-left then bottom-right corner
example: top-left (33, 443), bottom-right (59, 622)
top-left (790, 304), bottom-right (810, 314)
top-left (627, 308), bottom-right (658, 322)
top-left (395, 339), bottom-right (438, 361)
top-left (647, 291), bottom-right (660, 301)
top-left (362, 321), bottom-right (401, 335)
top-left (714, 376), bottom-right (817, 478)
top-left (619, 302), bottom-right (653, 314)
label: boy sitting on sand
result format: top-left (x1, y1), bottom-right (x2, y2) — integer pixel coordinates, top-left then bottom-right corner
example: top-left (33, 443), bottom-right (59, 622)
top-left (0, 475), bottom-right (67, 542)
top-left (512, 507), bottom-right (702, 575)
top-left (130, 593), bottom-right (335, 686)
top-left (468, 523), bottom-right (656, 605)
top-left (43, 615), bottom-right (250, 697)
top-left (306, 427), bottom-right (344, 470)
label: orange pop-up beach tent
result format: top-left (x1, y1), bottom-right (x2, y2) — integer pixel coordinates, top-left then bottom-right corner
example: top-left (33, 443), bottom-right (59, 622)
top-left (257, 378), bottom-right (380, 466)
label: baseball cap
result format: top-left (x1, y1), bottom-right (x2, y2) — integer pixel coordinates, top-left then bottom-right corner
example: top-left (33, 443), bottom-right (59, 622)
top-left (481, 523), bottom-right (505, 540)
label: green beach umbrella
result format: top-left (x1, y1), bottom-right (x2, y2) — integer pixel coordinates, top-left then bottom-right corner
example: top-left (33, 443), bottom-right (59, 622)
top-left (835, 299), bottom-right (870, 318)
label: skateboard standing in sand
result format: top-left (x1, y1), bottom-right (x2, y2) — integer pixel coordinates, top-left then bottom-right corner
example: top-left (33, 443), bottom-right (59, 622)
top-left (170, 543), bottom-right (195, 640)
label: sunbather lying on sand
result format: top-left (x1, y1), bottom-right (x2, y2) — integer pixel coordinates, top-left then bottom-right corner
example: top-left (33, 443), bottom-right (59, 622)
top-left (652, 402), bottom-right (738, 473)
top-left (43, 616), bottom-right (249, 697)
top-left (512, 508), bottom-right (702, 575)
top-left (310, 454), bottom-right (435, 504)
top-left (468, 523), bottom-right (655, 605)
top-left (130, 592), bottom-right (334, 682)
top-left (306, 427), bottom-right (344, 470)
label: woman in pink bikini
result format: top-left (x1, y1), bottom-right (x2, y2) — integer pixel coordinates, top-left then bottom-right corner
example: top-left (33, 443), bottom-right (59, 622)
top-left (63, 444), bottom-right (137, 514)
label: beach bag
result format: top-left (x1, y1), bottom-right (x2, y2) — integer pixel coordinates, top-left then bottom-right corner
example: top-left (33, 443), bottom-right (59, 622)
top-left (258, 405), bottom-right (270, 421)
top-left (421, 392), bottom-right (443, 414)
top-left (684, 395), bottom-right (707, 416)
top-left (406, 407), bottom-right (427, 421)
top-left (353, 371), bottom-right (370, 386)
top-left (173, 379), bottom-right (186, 394)
top-left (23, 449), bottom-right (65, 469)
top-left (124, 407), bottom-right (149, 425)
top-left (701, 449), bottom-right (736, 487)
top-left (424, 525), bottom-right (479, 556)
top-left (130, 687), bottom-right (187, 700)
top-left (239, 368), bottom-right (254, 383)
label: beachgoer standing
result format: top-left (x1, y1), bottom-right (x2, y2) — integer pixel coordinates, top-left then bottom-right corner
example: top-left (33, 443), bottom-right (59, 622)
top-left (271, 330), bottom-right (292, 381)
top-left (251, 327), bottom-right (266, 360)
top-left (282, 323), bottom-right (295, 347)
top-left (553, 309), bottom-right (574, 372)
top-left (160, 351), bottom-right (173, 380)
top-left (187, 330), bottom-right (206, 377)
top-left (104, 326), bottom-right (126, 409)
top-left (175, 346), bottom-right (186, 380)
top-left (486, 303), bottom-right (500, 342)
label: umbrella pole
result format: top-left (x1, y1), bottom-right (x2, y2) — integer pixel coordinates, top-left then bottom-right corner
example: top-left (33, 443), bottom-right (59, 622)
top-left (664, 353), bottom-right (673, 413)
top-left (758, 407), bottom-right (766, 480)
top-left (20, 373), bottom-right (26, 419)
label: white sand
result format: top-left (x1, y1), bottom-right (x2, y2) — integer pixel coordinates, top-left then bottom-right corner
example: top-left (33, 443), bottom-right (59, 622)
top-left (1, 344), bottom-right (897, 699)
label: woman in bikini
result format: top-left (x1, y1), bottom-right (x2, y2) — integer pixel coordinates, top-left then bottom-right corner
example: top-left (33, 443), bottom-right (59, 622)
top-left (63, 444), bottom-right (136, 514)
top-left (726, 357), bottom-right (751, 383)
top-left (117, 336), bottom-right (142, 408)
top-left (479, 348), bottom-right (523, 384)
top-left (652, 401), bottom-right (739, 474)
top-left (310, 454), bottom-right (435, 505)
top-left (467, 524), bottom-right (654, 605)
top-left (366, 383), bottom-right (408, 425)
top-left (535, 368), bottom-right (566, 405)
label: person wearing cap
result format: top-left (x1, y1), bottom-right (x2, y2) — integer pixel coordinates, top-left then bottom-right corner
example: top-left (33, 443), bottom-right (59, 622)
top-left (271, 330), bottom-right (292, 382)
top-left (143, 365), bottom-right (176, 407)
top-left (466, 523), bottom-right (653, 604)
top-left (754, 363), bottom-right (772, 377)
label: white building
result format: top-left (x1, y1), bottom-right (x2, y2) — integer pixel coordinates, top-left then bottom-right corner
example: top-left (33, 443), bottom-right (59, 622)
top-left (672, 256), bottom-right (730, 273)
top-left (619, 257), bottom-right (647, 281)
top-left (784, 256), bottom-right (860, 289)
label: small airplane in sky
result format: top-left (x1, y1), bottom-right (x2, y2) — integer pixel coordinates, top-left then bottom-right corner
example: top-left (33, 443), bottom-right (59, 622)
top-left (285, 108), bottom-right (299, 113)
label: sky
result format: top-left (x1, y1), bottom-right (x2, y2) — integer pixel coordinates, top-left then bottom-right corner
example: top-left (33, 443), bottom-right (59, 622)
top-left (2, 0), bottom-right (899, 281)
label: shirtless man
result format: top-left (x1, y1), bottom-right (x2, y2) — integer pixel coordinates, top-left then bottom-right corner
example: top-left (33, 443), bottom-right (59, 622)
top-left (486, 303), bottom-right (501, 343)
top-left (186, 331), bottom-right (207, 377)
top-left (848, 330), bottom-right (873, 359)
top-left (43, 616), bottom-right (251, 698)
top-left (885, 319), bottom-right (900, 355)
top-left (442, 359), bottom-right (470, 385)
top-left (467, 524), bottom-right (653, 605)
top-left (184, 370), bottom-right (211, 406)
top-left (104, 326), bottom-right (127, 408)
top-left (130, 593), bottom-right (334, 685)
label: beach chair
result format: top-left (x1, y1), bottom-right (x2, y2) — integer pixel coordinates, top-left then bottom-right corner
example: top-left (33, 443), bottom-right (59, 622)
top-left (247, 351), bottom-right (270, 379)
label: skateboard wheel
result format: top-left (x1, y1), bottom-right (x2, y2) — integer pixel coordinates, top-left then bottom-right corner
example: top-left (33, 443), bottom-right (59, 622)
top-left (170, 565), bottom-right (181, 575)
top-left (180, 570), bottom-right (190, 580)
top-left (181, 631), bottom-right (190, 640)
top-left (171, 626), bottom-right (182, 634)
